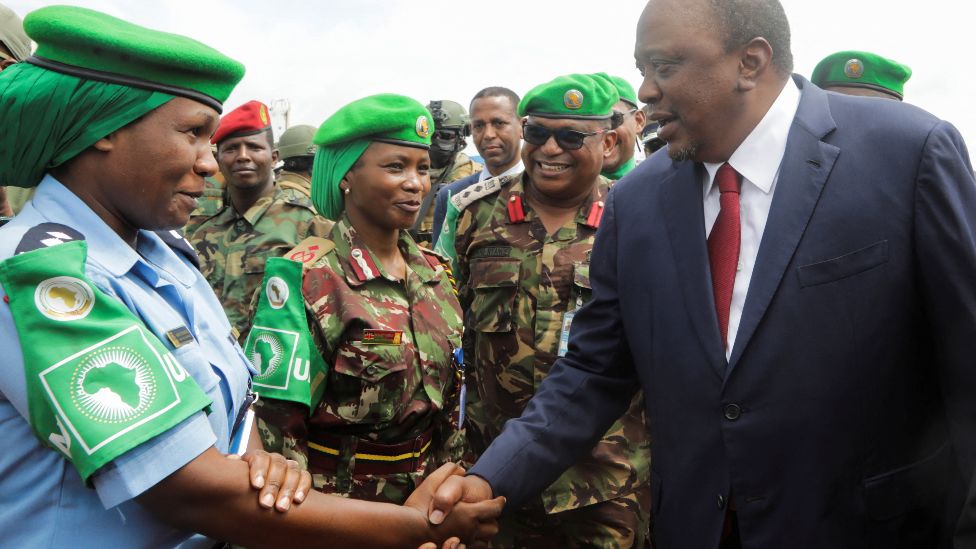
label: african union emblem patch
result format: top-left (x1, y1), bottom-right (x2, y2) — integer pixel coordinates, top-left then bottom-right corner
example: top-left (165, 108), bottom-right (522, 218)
top-left (39, 325), bottom-right (189, 456)
top-left (247, 326), bottom-right (309, 391)
top-left (266, 276), bottom-right (289, 310)
top-left (564, 89), bottom-right (584, 110)
top-left (416, 115), bottom-right (431, 138)
top-left (35, 276), bottom-right (94, 322)
top-left (844, 58), bottom-right (864, 79)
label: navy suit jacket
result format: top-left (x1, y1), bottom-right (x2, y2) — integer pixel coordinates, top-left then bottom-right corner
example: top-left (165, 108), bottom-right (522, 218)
top-left (469, 76), bottom-right (976, 548)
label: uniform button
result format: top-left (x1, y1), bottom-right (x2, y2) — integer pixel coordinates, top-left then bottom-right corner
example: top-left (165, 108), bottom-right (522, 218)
top-left (724, 403), bottom-right (742, 421)
top-left (717, 494), bottom-right (727, 509)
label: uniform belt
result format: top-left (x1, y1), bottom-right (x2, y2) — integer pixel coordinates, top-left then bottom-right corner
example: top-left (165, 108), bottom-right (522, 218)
top-left (307, 429), bottom-right (434, 476)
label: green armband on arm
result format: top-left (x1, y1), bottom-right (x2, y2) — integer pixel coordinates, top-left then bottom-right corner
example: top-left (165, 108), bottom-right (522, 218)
top-left (0, 240), bottom-right (211, 483)
top-left (243, 257), bottom-right (328, 408)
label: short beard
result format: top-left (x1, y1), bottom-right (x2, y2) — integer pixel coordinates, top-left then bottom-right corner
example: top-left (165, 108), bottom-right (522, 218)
top-left (667, 142), bottom-right (699, 162)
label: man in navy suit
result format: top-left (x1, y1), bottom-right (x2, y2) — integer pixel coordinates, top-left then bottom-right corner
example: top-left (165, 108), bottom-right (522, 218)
top-left (428, 0), bottom-right (976, 547)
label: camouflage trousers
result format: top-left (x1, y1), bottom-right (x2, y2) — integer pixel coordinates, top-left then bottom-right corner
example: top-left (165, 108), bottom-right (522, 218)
top-left (490, 484), bottom-right (652, 549)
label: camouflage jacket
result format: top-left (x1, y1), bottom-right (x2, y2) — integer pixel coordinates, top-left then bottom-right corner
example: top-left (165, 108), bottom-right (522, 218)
top-left (415, 152), bottom-right (483, 248)
top-left (450, 173), bottom-right (650, 514)
top-left (256, 215), bottom-right (465, 504)
top-left (184, 184), bottom-right (332, 342)
top-left (276, 170), bottom-right (312, 198)
top-left (193, 174), bottom-right (226, 218)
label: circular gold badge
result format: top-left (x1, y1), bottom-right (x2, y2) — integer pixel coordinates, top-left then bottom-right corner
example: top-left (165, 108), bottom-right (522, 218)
top-left (35, 276), bottom-right (95, 322)
top-left (844, 59), bottom-right (864, 79)
top-left (416, 115), bottom-right (431, 138)
top-left (266, 276), bottom-right (289, 309)
top-left (564, 89), bottom-right (584, 110)
top-left (259, 105), bottom-right (270, 125)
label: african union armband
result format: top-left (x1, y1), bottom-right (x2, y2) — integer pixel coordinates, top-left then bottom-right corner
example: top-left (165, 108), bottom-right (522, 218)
top-left (0, 240), bottom-right (212, 483)
top-left (242, 257), bottom-right (327, 408)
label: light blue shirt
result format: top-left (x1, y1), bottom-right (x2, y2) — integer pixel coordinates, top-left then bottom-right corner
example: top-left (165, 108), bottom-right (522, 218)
top-left (0, 176), bottom-right (255, 548)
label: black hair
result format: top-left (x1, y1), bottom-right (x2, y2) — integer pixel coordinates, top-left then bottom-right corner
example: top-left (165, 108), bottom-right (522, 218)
top-left (708, 0), bottom-right (793, 74)
top-left (470, 86), bottom-right (521, 112)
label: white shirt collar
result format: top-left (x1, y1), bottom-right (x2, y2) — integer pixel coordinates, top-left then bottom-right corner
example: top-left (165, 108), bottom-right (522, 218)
top-left (479, 159), bottom-right (524, 181)
top-left (703, 79), bottom-right (801, 194)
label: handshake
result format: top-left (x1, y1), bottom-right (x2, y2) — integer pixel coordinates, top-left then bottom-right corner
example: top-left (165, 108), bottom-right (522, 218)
top-left (413, 462), bottom-right (502, 549)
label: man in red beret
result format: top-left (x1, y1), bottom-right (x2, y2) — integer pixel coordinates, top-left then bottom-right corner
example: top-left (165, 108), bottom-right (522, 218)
top-left (185, 100), bottom-right (332, 343)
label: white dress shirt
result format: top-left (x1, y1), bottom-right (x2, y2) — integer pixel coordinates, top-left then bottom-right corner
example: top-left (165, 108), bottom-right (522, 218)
top-left (703, 80), bottom-right (801, 358)
top-left (478, 159), bottom-right (524, 181)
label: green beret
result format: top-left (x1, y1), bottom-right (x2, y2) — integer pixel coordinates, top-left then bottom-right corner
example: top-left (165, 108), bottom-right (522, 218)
top-left (811, 50), bottom-right (912, 100)
top-left (313, 93), bottom-right (433, 149)
top-left (518, 73), bottom-right (620, 120)
top-left (23, 5), bottom-right (244, 111)
top-left (596, 73), bottom-right (639, 108)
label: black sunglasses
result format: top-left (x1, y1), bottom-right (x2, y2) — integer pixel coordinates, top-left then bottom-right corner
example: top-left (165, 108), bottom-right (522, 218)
top-left (521, 122), bottom-right (607, 151)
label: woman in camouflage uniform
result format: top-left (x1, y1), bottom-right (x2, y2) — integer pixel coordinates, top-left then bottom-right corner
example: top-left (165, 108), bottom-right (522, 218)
top-left (252, 94), bottom-right (466, 505)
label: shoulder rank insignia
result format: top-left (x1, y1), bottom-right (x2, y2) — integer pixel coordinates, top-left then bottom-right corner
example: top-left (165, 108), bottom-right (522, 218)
top-left (155, 229), bottom-right (200, 270)
top-left (450, 173), bottom-right (517, 212)
top-left (15, 223), bottom-right (85, 255)
top-left (285, 236), bottom-right (335, 269)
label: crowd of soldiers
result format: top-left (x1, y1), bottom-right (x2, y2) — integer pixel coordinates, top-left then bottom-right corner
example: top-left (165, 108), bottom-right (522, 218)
top-left (4, 2), bottom-right (970, 549)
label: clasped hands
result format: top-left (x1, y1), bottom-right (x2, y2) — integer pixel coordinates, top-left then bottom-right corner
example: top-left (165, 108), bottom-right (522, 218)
top-left (233, 450), bottom-right (503, 548)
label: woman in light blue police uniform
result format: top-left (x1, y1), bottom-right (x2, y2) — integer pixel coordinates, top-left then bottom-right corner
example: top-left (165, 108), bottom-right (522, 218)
top-left (0, 6), bottom-right (501, 548)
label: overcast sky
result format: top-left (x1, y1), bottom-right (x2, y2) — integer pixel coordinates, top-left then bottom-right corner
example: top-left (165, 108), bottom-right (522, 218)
top-left (7, 0), bottom-right (975, 161)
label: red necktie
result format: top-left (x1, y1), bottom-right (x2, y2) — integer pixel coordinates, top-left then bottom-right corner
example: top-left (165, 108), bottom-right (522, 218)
top-left (707, 163), bottom-right (741, 348)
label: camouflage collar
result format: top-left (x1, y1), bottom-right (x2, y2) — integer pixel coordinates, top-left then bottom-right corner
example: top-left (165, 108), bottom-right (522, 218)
top-left (509, 174), bottom-right (611, 230)
top-left (331, 215), bottom-right (440, 286)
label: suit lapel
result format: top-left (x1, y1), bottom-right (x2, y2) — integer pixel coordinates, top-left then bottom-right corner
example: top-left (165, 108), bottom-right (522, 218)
top-left (661, 161), bottom-right (727, 379)
top-left (728, 77), bottom-right (840, 370)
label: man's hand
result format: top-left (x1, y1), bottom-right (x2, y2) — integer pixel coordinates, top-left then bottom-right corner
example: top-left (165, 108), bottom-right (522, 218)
top-left (406, 462), bottom-right (503, 545)
top-left (227, 450), bottom-right (311, 511)
top-left (427, 472), bottom-right (495, 525)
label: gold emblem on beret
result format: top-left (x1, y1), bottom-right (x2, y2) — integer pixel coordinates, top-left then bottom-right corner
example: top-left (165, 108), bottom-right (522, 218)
top-left (844, 58), bottom-right (864, 79)
top-left (563, 89), bottom-right (584, 110)
top-left (259, 105), bottom-right (270, 125)
top-left (416, 115), bottom-right (431, 138)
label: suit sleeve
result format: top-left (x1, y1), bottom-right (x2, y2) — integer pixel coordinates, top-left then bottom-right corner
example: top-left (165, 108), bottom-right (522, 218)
top-left (910, 122), bottom-right (976, 540)
top-left (468, 186), bottom-right (640, 506)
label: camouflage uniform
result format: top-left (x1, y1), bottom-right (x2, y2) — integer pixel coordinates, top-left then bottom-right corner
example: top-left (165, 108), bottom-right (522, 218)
top-left (194, 173), bottom-right (227, 218)
top-left (184, 184), bottom-right (331, 342)
top-left (448, 173), bottom-right (652, 548)
top-left (276, 169), bottom-right (312, 198)
top-left (255, 214), bottom-right (465, 504)
top-left (413, 151), bottom-right (482, 248)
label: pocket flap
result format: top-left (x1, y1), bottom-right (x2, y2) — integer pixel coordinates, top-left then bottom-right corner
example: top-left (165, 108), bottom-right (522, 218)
top-left (862, 440), bottom-right (950, 520)
top-left (333, 340), bottom-right (408, 383)
top-left (469, 257), bottom-right (520, 289)
top-left (573, 262), bottom-right (591, 289)
top-left (797, 240), bottom-right (888, 287)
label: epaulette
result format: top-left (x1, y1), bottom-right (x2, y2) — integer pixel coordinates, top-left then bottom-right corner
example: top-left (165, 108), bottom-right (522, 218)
top-left (284, 236), bottom-right (335, 269)
top-left (276, 178), bottom-right (312, 198)
top-left (419, 246), bottom-right (458, 295)
top-left (155, 229), bottom-right (200, 270)
top-left (449, 174), bottom-right (516, 212)
top-left (15, 223), bottom-right (85, 255)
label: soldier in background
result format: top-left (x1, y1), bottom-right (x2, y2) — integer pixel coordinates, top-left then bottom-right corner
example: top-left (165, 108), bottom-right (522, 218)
top-left (437, 73), bottom-right (651, 548)
top-left (411, 99), bottom-right (482, 247)
top-left (276, 124), bottom-right (317, 197)
top-left (598, 74), bottom-right (646, 180)
top-left (811, 50), bottom-right (911, 101)
top-left (185, 101), bottom-right (331, 343)
top-left (0, 3), bottom-right (31, 218)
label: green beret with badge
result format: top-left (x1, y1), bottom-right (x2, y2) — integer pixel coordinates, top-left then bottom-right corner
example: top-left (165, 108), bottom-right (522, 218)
top-left (310, 93), bottom-right (433, 220)
top-left (518, 73), bottom-right (620, 119)
top-left (811, 50), bottom-right (912, 100)
top-left (0, 5), bottom-right (245, 188)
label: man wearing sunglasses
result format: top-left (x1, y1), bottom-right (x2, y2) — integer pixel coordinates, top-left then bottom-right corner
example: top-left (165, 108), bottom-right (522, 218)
top-left (437, 73), bottom-right (651, 547)
top-left (596, 74), bottom-right (647, 180)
